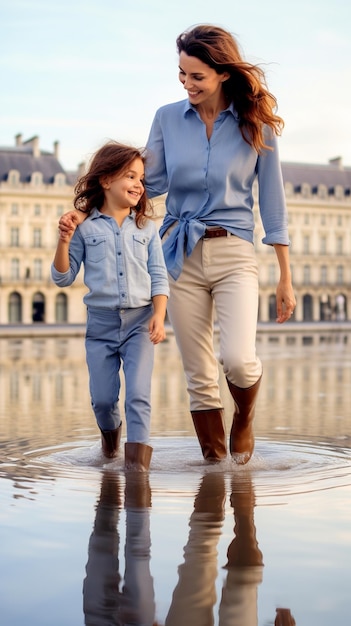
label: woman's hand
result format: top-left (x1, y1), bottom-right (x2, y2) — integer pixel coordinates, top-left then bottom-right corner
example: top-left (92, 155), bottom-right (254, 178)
top-left (275, 278), bottom-right (296, 323)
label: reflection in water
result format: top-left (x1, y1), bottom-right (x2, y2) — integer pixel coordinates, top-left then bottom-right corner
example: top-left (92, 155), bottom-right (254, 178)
top-left (83, 471), bottom-right (155, 626)
top-left (83, 470), bottom-right (296, 626)
top-left (0, 331), bottom-right (350, 625)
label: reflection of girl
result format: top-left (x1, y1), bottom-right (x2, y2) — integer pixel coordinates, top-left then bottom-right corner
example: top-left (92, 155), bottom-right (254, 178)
top-left (52, 142), bottom-right (169, 470)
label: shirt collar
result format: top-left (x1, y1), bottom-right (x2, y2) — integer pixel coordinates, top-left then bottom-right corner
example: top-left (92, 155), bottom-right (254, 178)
top-left (90, 207), bottom-right (135, 221)
top-left (183, 98), bottom-right (238, 120)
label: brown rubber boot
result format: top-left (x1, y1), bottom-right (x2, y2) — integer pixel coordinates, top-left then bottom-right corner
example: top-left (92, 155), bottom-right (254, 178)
top-left (100, 423), bottom-right (122, 459)
top-left (124, 442), bottom-right (153, 472)
top-left (226, 375), bottom-right (262, 464)
top-left (190, 408), bottom-right (227, 462)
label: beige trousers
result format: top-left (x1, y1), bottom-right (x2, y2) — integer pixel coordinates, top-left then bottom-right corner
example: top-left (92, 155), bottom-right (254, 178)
top-left (167, 234), bottom-right (262, 411)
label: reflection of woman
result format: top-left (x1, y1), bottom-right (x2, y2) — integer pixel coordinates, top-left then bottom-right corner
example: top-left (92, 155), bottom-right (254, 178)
top-left (145, 24), bottom-right (296, 465)
top-left (83, 471), bottom-right (155, 625)
top-left (164, 472), bottom-right (263, 626)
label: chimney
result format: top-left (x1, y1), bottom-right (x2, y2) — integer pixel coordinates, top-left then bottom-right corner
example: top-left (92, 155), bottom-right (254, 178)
top-left (53, 140), bottom-right (59, 159)
top-left (329, 156), bottom-right (343, 170)
top-left (23, 136), bottom-right (40, 158)
top-left (15, 133), bottom-right (23, 146)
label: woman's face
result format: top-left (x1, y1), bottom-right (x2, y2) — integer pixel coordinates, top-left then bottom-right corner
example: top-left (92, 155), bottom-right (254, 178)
top-left (178, 51), bottom-right (228, 106)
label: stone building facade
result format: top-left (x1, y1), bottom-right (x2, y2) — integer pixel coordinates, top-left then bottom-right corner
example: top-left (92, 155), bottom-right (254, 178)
top-left (0, 135), bottom-right (350, 324)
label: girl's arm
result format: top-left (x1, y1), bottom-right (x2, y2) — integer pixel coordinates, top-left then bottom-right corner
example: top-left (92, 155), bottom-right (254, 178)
top-left (273, 244), bottom-right (296, 324)
top-left (149, 294), bottom-right (168, 344)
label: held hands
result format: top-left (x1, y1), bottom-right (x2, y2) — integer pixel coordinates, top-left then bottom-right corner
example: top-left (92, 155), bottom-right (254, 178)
top-left (149, 314), bottom-right (166, 344)
top-left (276, 278), bottom-right (296, 324)
top-left (58, 210), bottom-right (87, 242)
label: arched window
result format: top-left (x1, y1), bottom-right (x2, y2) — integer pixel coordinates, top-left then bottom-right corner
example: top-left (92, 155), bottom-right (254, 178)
top-left (268, 294), bottom-right (276, 321)
top-left (303, 294), bottom-right (313, 321)
top-left (8, 292), bottom-right (22, 322)
top-left (55, 293), bottom-right (68, 322)
top-left (32, 292), bottom-right (45, 322)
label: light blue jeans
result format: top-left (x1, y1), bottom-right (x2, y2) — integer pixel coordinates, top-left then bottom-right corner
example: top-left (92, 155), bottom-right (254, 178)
top-left (85, 305), bottom-right (154, 442)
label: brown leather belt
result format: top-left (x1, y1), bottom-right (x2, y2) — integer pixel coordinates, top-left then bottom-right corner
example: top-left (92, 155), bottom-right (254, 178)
top-left (203, 226), bottom-right (230, 239)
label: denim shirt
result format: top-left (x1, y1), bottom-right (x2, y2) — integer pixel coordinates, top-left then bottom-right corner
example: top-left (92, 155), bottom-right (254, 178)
top-left (145, 99), bottom-right (289, 280)
top-left (51, 209), bottom-right (169, 309)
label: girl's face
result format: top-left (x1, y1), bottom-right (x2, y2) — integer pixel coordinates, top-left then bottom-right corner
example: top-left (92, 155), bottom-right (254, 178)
top-left (178, 51), bottom-right (229, 106)
top-left (103, 157), bottom-right (145, 209)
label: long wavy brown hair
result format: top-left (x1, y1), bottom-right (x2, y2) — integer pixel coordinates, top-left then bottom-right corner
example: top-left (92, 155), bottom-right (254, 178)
top-left (74, 141), bottom-right (153, 228)
top-left (176, 24), bottom-right (284, 153)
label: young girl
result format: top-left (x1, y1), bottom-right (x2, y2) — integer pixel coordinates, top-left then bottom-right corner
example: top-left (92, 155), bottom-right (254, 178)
top-left (52, 141), bottom-right (169, 471)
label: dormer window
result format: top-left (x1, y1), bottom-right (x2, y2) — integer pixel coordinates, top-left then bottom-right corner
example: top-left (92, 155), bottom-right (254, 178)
top-left (31, 172), bottom-right (43, 186)
top-left (8, 170), bottom-right (20, 186)
top-left (54, 173), bottom-right (66, 186)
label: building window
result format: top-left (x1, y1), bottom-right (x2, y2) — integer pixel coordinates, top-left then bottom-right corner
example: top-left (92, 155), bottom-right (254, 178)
top-left (33, 259), bottom-right (42, 280)
top-left (56, 204), bottom-right (64, 216)
top-left (303, 294), bottom-right (313, 321)
top-left (33, 228), bottom-right (42, 247)
top-left (336, 265), bottom-right (344, 285)
top-left (304, 212), bottom-right (309, 224)
top-left (34, 204), bottom-right (41, 216)
top-left (31, 172), bottom-right (42, 186)
top-left (10, 227), bottom-right (20, 246)
top-left (55, 293), bottom-right (68, 322)
top-left (320, 236), bottom-right (327, 255)
top-left (303, 235), bottom-right (310, 254)
top-left (8, 170), bottom-right (19, 186)
top-left (320, 265), bottom-right (328, 285)
top-left (336, 236), bottom-right (343, 255)
top-left (11, 203), bottom-right (19, 215)
top-left (320, 214), bottom-right (326, 225)
top-left (8, 292), bottom-right (22, 322)
top-left (11, 258), bottom-right (20, 279)
top-left (303, 265), bottom-right (311, 285)
top-left (32, 292), bottom-right (45, 322)
top-left (268, 294), bottom-right (276, 321)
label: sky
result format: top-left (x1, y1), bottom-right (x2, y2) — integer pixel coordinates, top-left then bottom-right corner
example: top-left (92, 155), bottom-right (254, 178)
top-left (1, 0), bottom-right (350, 171)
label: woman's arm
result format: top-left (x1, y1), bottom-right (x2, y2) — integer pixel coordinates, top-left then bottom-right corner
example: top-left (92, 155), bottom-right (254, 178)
top-left (273, 244), bottom-right (296, 324)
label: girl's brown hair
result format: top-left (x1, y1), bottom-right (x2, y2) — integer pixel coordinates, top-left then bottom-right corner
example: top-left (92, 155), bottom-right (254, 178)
top-left (73, 141), bottom-right (153, 228)
top-left (176, 24), bottom-right (284, 153)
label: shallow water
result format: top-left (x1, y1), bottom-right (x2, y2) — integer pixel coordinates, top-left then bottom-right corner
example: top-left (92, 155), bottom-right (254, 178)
top-left (1, 330), bottom-right (350, 625)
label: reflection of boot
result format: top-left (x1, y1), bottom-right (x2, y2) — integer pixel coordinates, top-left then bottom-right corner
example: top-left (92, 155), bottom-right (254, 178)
top-left (124, 442), bottom-right (153, 471)
top-left (191, 408), bottom-right (227, 462)
top-left (121, 472), bottom-right (155, 624)
top-left (100, 423), bottom-right (122, 459)
top-left (226, 375), bottom-right (262, 464)
top-left (83, 472), bottom-right (122, 625)
top-left (124, 472), bottom-right (152, 509)
top-left (219, 477), bottom-right (263, 626)
top-left (226, 479), bottom-right (263, 570)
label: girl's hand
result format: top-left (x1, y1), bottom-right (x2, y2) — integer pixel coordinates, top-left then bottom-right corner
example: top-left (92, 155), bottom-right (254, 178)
top-left (149, 315), bottom-right (166, 344)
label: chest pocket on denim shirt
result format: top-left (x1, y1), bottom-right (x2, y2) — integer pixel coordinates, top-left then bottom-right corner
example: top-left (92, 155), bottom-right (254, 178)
top-left (133, 234), bottom-right (149, 261)
top-left (85, 235), bottom-right (107, 263)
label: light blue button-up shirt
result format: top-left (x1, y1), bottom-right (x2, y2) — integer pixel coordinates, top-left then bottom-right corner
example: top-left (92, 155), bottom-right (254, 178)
top-left (51, 209), bottom-right (169, 309)
top-left (145, 99), bottom-right (289, 280)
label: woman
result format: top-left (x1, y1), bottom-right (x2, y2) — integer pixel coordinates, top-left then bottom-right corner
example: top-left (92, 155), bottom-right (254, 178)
top-left (144, 24), bottom-right (296, 464)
